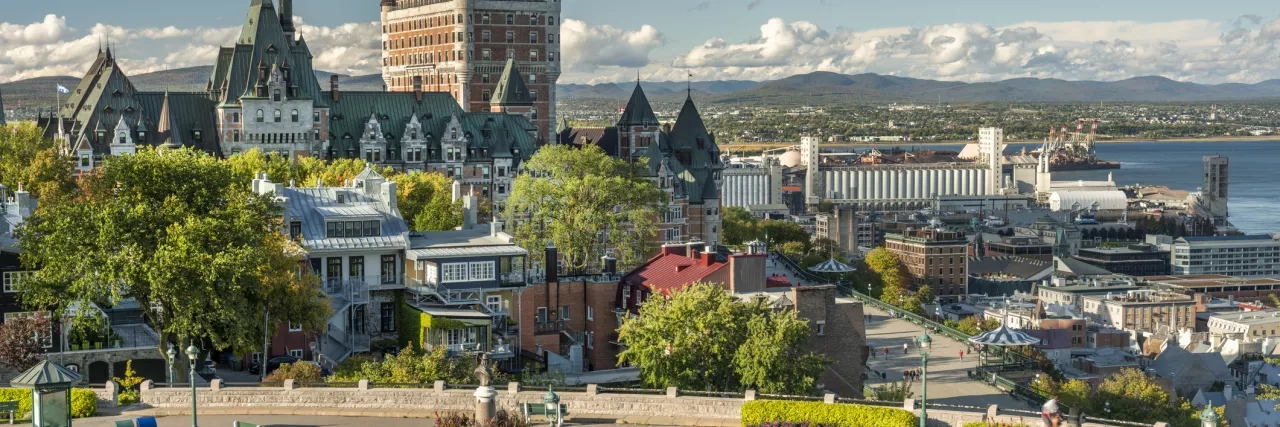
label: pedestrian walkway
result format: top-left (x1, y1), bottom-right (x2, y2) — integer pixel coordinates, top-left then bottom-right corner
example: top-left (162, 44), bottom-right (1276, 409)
top-left (763, 255), bottom-right (1033, 410)
top-left (860, 303), bottom-right (1035, 410)
top-left (79, 408), bottom-right (711, 427)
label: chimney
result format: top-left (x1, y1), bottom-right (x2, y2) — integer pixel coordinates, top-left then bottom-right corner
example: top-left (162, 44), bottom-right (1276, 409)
top-left (413, 76), bottom-right (423, 102)
top-left (381, 181), bottom-right (398, 213)
top-left (545, 242), bottom-right (558, 283)
top-left (686, 241), bottom-right (705, 259)
top-left (1224, 384), bottom-right (1233, 401)
top-left (700, 251), bottom-right (715, 267)
top-left (660, 244), bottom-right (686, 257)
top-left (461, 195), bottom-right (477, 230)
top-left (279, 0), bottom-right (295, 41)
top-left (13, 183), bottom-right (30, 218)
top-left (330, 75), bottom-right (340, 102)
top-left (602, 254), bottom-right (617, 275)
top-left (491, 220), bottom-right (504, 237)
top-left (0, 184), bottom-right (7, 214)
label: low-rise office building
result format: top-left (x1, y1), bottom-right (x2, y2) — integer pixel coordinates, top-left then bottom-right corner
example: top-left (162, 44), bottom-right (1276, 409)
top-left (1206, 309), bottom-right (1280, 340)
top-left (1080, 289), bottom-right (1197, 333)
top-left (1146, 274), bottom-right (1280, 303)
top-left (1074, 244), bottom-right (1170, 276)
top-left (1171, 235), bottom-right (1280, 276)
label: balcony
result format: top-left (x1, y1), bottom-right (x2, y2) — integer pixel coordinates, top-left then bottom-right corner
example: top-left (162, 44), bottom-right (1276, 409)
top-left (534, 320), bottom-right (564, 334)
top-left (500, 272), bottom-right (526, 287)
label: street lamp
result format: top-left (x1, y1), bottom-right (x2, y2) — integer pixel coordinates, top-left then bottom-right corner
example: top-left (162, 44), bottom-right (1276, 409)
top-left (917, 332), bottom-right (932, 427)
top-left (1200, 406), bottom-right (1218, 427)
top-left (186, 344), bottom-right (200, 427)
top-left (542, 386), bottom-right (561, 427)
top-left (309, 341), bottom-right (318, 364)
top-left (166, 345), bottom-right (177, 385)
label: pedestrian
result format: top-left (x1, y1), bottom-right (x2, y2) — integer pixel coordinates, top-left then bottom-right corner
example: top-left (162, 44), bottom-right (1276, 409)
top-left (1041, 394), bottom-right (1062, 427)
top-left (903, 342), bottom-right (909, 354)
top-left (869, 346), bottom-right (875, 359)
top-left (884, 347), bottom-right (889, 357)
top-left (903, 370), bottom-right (909, 380)
top-left (959, 350), bottom-right (964, 361)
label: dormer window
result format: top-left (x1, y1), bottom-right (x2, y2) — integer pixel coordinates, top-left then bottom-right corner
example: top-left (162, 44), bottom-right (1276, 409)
top-left (451, 129), bottom-right (458, 140)
top-left (325, 220), bottom-right (381, 238)
top-left (193, 130), bottom-right (203, 141)
top-left (289, 221), bottom-right (302, 240)
top-left (118, 132), bottom-right (127, 144)
top-left (273, 89), bottom-right (281, 102)
top-left (138, 130), bottom-right (147, 141)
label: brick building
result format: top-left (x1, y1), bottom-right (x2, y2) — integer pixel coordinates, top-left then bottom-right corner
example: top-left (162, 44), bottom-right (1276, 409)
top-left (380, 0), bottom-right (560, 144)
top-left (884, 228), bottom-right (969, 299)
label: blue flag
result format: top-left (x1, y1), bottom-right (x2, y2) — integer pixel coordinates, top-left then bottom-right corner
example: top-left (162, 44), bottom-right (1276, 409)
top-left (57, 84), bottom-right (70, 94)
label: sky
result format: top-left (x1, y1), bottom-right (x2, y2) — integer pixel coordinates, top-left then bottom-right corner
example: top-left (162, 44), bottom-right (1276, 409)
top-left (2, 0), bottom-right (1280, 85)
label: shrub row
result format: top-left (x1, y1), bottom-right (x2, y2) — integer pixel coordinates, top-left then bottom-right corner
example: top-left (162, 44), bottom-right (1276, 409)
top-left (741, 400), bottom-right (916, 427)
top-left (0, 388), bottom-right (98, 420)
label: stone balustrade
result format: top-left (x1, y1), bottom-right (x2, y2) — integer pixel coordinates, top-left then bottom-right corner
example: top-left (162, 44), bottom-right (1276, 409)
top-left (137, 381), bottom-right (1166, 427)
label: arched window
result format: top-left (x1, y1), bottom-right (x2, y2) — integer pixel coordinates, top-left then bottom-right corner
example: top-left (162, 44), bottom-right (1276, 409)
top-left (273, 89), bottom-right (281, 102)
top-left (256, 110), bottom-right (265, 122)
top-left (274, 110), bottom-right (282, 123)
top-left (549, 17), bottom-right (556, 26)
top-left (291, 110), bottom-right (299, 123)
top-left (118, 132), bottom-right (127, 144)
top-left (506, 14), bottom-right (514, 25)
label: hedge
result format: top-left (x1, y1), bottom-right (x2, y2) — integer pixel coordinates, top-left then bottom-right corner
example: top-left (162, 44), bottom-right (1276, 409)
top-left (960, 423), bottom-right (1030, 427)
top-left (0, 388), bottom-right (98, 420)
top-left (742, 400), bottom-right (917, 427)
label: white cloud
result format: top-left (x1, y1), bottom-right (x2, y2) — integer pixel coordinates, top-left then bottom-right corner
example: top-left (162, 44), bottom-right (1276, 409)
top-left (0, 14), bottom-right (381, 84)
top-left (4, 13), bottom-right (1280, 86)
top-left (560, 19), bottom-right (665, 73)
top-left (617, 15), bottom-right (1280, 85)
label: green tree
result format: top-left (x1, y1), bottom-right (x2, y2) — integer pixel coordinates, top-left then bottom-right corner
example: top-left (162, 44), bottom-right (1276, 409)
top-left (328, 346), bottom-right (496, 384)
top-left (722, 206), bottom-right (759, 246)
top-left (264, 362), bottom-right (323, 383)
top-left (390, 171), bottom-right (462, 231)
top-left (505, 145), bottom-right (665, 272)
top-left (617, 283), bottom-right (827, 394)
top-left (1092, 368), bottom-right (1178, 423)
top-left (16, 148), bottom-right (329, 380)
top-left (817, 200), bottom-right (834, 214)
top-left (0, 122), bottom-right (78, 204)
top-left (866, 248), bottom-right (909, 306)
top-left (760, 219), bottom-right (808, 249)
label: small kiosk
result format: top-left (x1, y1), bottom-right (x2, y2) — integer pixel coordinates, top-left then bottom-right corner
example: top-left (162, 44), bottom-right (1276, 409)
top-left (12, 360), bottom-right (81, 427)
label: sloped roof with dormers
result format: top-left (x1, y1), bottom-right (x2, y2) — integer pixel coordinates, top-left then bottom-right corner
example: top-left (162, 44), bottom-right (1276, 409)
top-left (618, 83), bottom-right (659, 127)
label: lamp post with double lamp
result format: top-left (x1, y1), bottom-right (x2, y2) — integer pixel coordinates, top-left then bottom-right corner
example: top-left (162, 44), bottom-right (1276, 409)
top-left (186, 344), bottom-right (200, 427)
top-left (917, 332), bottom-right (932, 427)
top-left (1200, 406), bottom-right (1218, 427)
top-left (167, 345), bottom-right (177, 385)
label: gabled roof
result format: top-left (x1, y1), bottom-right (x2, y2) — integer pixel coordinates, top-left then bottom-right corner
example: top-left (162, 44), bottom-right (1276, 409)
top-left (622, 252), bottom-right (727, 294)
top-left (646, 95), bottom-right (724, 204)
top-left (618, 83), bottom-right (659, 127)
top-left (11, 360), bottom-right (81, 389)
top-left (490, 59), bottom-right (533, 107)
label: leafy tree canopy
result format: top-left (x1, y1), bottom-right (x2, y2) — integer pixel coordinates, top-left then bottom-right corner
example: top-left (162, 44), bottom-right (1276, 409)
top-left (16, 148), bottom-right (329, 374)
top-left (0, 122), bottom-right (77, 204)
top-left (617, 282), bottom-right (827, 394)
top-left (504, 144), bottom-right (665, 273)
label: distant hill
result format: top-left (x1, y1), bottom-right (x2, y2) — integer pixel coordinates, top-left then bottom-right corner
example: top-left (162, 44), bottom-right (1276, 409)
top-left (0, 67), bottom-right (386, 116)
top-left (560, 80), bottom-right (762, 101)
top-left (705, 72), bottom-right (1280, 105)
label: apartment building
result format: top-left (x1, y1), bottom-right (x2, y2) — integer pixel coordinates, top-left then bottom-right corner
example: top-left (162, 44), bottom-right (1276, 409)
top-left (815, 205), bottom-right (860, 255)
top-left (1080, 289), bottom-right (1197, 332)
top-left (254, 168), bottom-right (408, 366)
top-left (1171, 235), bottom-right (1280, 276)
top-left (976, 233), bottom-right (1053, 261)
top-left (884, 228), bottom-right (969, 299)
top-left (1146, 274), bottom-right (1280, 303)
top-left (381, 0), bottom-right (561, 143)
top-left (1206, 309), bottom-right (1280, 340)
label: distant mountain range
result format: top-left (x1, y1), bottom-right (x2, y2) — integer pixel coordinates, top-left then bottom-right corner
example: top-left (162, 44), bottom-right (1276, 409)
top-left (564, 72), bottom-right (1280, 104)
top-left (7, 68), bottom-right (1280, 114)
top-left (0, 66), bottom-right (385, 114)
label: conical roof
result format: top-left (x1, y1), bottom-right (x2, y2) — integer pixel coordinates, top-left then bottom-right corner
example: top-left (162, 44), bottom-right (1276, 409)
top-left (12, 360), bottom-right (81, 389)
top-left (668, 95), bottom-right (710, 151)
top-left (490, 59), bottom-right (533, 107)
top-left (618, 82), bottom-right (658, 127)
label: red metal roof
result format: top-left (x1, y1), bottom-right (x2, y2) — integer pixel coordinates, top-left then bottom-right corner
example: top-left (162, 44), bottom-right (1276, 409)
top-left (766, 275), bottom-right (792, 288)
top-left (624, 252), bottom-right (726, 295)
top-left (781, 185), bottom-right (802, 192)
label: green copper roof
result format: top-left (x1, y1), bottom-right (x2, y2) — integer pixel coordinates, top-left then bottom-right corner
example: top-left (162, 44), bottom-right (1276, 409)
top-left (618, 83), bottom-right (658, 127)
top-left (490, 59), bottom-right (533, 107)
top-left (646, 95), bottom-right (723, 204)
top-left (12, 360), bottom-right (81, 389)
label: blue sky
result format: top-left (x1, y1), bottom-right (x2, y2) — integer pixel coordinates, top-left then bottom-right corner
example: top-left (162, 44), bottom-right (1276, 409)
top-left (2, 0), bottom-right (1279, 84)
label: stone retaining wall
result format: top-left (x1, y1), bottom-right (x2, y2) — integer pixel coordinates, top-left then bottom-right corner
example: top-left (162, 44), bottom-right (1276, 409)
top-left (140, 382), bottom-right (742, 420)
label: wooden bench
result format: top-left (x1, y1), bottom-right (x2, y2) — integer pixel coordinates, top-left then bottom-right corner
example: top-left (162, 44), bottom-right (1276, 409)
top-left (521, 402), bottom-right (567, 426)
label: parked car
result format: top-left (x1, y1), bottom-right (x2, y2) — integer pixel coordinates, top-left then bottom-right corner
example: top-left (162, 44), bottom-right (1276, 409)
top-left (248, 356), bottom-right (298, 376)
